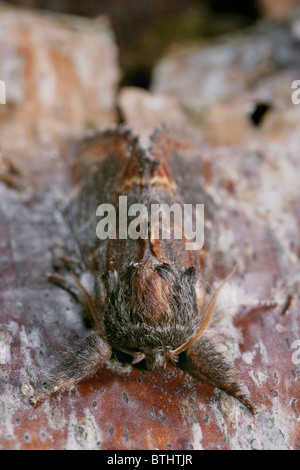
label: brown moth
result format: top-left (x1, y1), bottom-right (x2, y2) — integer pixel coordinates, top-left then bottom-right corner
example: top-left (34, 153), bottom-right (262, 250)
top-left (31, 125), bottom-right (257, 414)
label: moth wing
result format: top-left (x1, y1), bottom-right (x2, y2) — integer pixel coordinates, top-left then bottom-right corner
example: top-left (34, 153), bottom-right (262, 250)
top-left (64, 126), bottom-right (139, 270)
top-left (149, 126), bottom-right (219, 282)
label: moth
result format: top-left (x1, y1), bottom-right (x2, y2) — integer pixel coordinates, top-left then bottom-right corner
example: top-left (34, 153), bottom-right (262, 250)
top-left (31, 125), bottom-right (257, 414)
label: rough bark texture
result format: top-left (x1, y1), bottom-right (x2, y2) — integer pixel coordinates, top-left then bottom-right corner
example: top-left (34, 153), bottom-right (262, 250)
top-left (0, 3), bottom-right (299, 450)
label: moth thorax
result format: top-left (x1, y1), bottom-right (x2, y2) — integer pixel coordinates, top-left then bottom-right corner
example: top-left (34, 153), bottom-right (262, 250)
top-left (145, 351), bottom-right (168, 371)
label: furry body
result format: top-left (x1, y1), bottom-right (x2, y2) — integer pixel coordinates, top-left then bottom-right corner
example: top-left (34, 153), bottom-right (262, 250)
top-left (32, 126), bottom-right (256, 414)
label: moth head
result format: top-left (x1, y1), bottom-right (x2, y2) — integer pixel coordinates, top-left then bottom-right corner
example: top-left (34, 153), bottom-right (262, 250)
top-left (136, 348), bottom-right (178, 371)
top-left (102, 259), bottom-right (237, 367)
top-left (144, 351), bottom-right (168, 371)
top-left (109, 344), bottom-right (177, 371)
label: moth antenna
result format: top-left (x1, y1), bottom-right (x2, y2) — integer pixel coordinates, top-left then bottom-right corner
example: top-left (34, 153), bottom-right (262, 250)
top-left (131, 352), bottom-right (147, 365)
top-left (70, 270), bottom-right (106, 337)
top-left (110, 343), bottom-right (146, 364)
top-left (172, 265), bottom-right (238, 355)
top-left (165, 349), bottom-right (179, 364)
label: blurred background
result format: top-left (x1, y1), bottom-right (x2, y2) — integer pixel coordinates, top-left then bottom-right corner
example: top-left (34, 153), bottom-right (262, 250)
top-left (1, 0), bottom-right (300, 149)
top-left (5, 0), bottom-right (300, 88)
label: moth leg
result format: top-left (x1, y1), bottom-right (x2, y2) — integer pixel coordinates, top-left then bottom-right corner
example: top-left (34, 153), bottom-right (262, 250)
top-left (0, 173), bottom-right (21, 189)
top-left (238, 299), bottom-right (277, 309)
top-left (47, 270), bottom-right (105, 336)
top-left (0, 157), bottom-right (23, 189)
top-left (280, 288), bottom-right (298, 316)
top-left (47, 272), bottom-right (80, 299)
top-left (178, 336), bottom-right (256, 414)
top-left (50, 242), bottom-right (82, 273)
top-left (239, 291), bottom-right (298, 316)
top-left (31, 331), bottom-right (111, 404)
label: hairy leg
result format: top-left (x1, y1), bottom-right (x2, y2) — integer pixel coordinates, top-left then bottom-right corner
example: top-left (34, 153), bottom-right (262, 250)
top-left (0, 156), bottom-right (23, 189)
top-left (178, 336), bottom-right (256, 414)
top-left (31, 331), bottom-right (111, 404)
top-left (47, 272), bottom-right (80, 299)
top-left (48, 245), bottom-right (106, 333)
